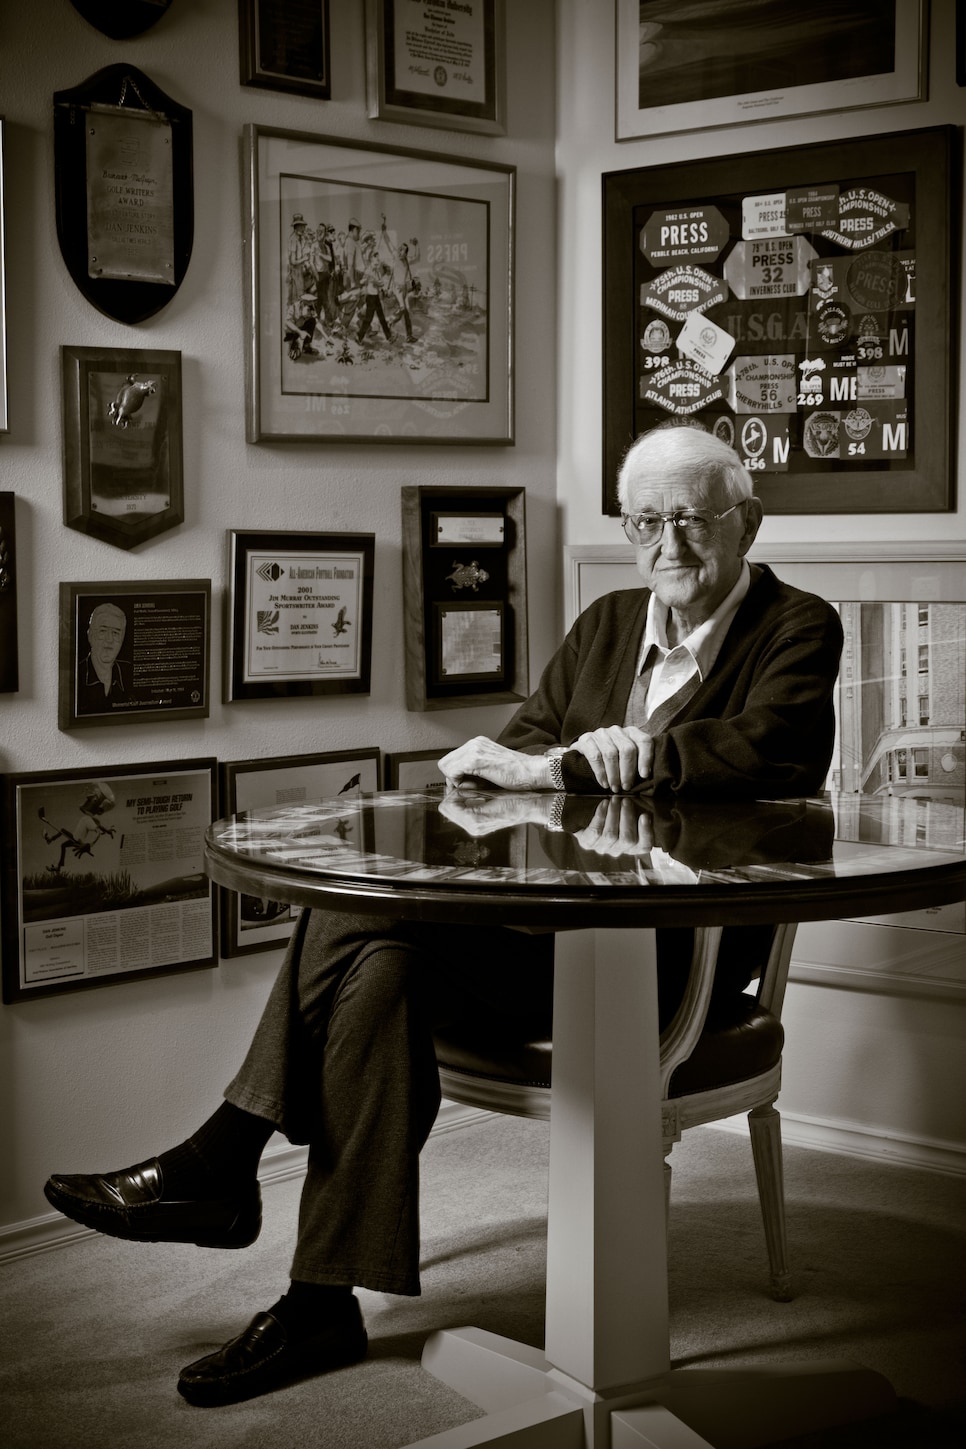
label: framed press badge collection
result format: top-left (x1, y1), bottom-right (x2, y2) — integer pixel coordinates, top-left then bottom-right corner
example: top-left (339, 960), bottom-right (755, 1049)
top-left (602, 125), bottom-right (954, 517)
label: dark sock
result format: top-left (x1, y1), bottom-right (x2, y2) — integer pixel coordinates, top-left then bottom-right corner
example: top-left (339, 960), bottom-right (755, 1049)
top-left (156, 1101), bottom-right (274, 1197)
top-left (269, 1281), bottom-right (354, 1340)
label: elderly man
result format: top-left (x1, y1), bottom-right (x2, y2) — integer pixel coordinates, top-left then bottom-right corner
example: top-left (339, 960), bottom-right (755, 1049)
top-left (76, 601), bottom-right (128, 715)
top-left (44, 426), bottom-right (842, 1408)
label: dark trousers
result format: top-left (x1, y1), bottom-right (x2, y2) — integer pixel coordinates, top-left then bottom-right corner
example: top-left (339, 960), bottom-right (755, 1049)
top-left (225, 908), bottom-right (553, 1295)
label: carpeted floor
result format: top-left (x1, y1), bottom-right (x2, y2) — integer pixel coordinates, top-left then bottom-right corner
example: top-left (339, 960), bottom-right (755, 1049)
top-left (1, 1116), bottom-right (964, 1448)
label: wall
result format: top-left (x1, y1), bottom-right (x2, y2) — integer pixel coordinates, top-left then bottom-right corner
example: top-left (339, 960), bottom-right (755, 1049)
top-left (0, 0), bottom-right (558, 1242)
top-left (556, 0), bottom-right (966, 1171)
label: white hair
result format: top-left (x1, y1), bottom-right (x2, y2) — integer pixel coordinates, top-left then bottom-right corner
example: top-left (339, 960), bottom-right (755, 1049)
top-left (617, 423), bottom-right (755, 511)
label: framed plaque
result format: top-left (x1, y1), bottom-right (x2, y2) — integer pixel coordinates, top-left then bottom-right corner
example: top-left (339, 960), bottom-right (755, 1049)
top-left (219, 747), bottom-right (380, 956)
top-left (602, 125), bottom-right (954, 517)
top-left (1, 758), bottom-right (217, 1003)
top-left (436, 600), bottom-right (504, 683)
top-left (243, 124), bottom-right (514, 444)
top-left (401, 484), bottom-right (528, 711)
top-left (53, 65), bottom-right (193, 325)
top-left (0, 492), bottom-right (17, 693)
top-left (58, 580), bottom-right (211, 730)
top-left (61, 345), bottom-right (184, 550)
top-left (239, 0), bottom-right (331, 99)
top-left (226, 529), bottom-right (375, 702)
top-left (365, 0), bottom-right (505, 135)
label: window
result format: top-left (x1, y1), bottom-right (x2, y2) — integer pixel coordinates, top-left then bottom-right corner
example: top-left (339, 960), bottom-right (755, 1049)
top-left (918, 604), bottom-right (929, 626)
top-left (918, 644), bottom-right (929, 673)
top-left (899, 695), bottom-right (907, 725)
top-left (895, 749), bottom-right (907, 779)
top-left (919, 696), bottom-right (929, 725)
top-left (913, 749), bottom-right (929, 778)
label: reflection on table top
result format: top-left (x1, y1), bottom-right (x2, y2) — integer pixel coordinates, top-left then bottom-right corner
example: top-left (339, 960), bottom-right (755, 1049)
top-left (205, 790), bottom-right (966, 929)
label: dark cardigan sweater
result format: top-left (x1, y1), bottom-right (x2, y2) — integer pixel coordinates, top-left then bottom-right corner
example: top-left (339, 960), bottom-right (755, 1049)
top-left (498, 565), bottom-right (844, 798)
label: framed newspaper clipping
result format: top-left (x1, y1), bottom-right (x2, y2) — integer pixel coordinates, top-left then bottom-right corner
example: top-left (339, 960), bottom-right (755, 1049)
top-left (1, 758), bottom-right (218, 1002)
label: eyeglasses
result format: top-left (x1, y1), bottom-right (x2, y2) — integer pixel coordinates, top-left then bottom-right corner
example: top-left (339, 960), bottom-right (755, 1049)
top-left (620, 502), bottom-right (744, 545)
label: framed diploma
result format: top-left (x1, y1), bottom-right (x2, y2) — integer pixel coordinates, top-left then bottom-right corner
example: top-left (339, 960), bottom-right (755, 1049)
top-left (61, 345), bottom-right (184, 550)
top-left (53, 64), bottom-right (193, 325)
top-left (365, 0), bottom-right (505, 135)
top-left (226, 529), bottom-right (375, 702)
top-left (239, 0), bottom-right (331, 100)
top-left (243, 124), bottom-right (514, 444)
top-left (219, 747), bottom-right (380, 956)
top-left (602, 125), bottom-right (954, 517)
top-left (58, 580), bottom-right (211, 731)
top-left (1, 758), bottom-right (218, 1003)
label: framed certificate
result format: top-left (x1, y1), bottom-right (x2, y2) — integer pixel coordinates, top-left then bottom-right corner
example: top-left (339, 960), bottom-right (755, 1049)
top-left (226, 529), bottom-right (375, 701)
top-left (58, 579), bottom-right (211, 730)
top-left (365, 0), bottom-right (505, 135)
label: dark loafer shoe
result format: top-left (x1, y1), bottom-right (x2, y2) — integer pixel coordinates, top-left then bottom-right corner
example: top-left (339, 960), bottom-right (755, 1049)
top-left (43, 1159), bottom-right (261, 1249)
top-left (177, 1304), bottom-right (368, 1407)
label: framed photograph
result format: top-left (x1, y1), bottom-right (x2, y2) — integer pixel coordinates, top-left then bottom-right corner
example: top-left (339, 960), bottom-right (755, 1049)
top-left (615, 0), bottom-right (927, 141)
top-left (1, 758), bottom-right (217, 1003)
top-left (58, 580), bottom-right (211, 730)
top-left (602, 125), bottom-right (954, 517)
top-left (226, 529), bottom-right (375, 702)
top-left (243, 124), bottom-right (515, 443)
top-left (219, 748), bottom-right (380, 956)
top-left (385, 748), bottom-right (448, 791)
top-left (239, 0), bottom-right (331, 99)
top-left (0, 117), bottom-right (7, 434)
top-left (365, 0), bottom-right (505, 135)
top-left (61, 345), bottom-right (184, 550)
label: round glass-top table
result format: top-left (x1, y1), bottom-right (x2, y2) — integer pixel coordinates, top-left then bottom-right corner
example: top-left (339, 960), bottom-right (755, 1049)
top-left (205, 790), bottom-right (965, 1449)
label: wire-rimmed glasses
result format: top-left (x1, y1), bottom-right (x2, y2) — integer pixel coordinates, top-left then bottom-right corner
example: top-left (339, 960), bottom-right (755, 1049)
top-left (620, 502), bottom-right (744, 546)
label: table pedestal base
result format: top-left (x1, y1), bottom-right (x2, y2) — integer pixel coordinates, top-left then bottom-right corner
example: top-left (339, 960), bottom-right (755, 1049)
top-left (405, 1327), bottom-right (897, 1448)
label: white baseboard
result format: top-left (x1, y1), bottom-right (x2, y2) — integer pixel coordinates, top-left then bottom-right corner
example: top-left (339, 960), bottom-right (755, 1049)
top-left (0, 1100), bottom-right (493, 1266)
top-left (710, 1110), bottom-right (966, 1177)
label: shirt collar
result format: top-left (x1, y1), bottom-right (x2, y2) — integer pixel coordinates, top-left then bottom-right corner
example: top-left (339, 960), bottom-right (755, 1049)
top-left (638, 559), bottom-right (751, 677)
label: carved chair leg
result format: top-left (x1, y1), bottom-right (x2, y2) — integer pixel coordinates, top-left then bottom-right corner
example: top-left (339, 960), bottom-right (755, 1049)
top-left (748, 1101), bottom-right (793, 1301)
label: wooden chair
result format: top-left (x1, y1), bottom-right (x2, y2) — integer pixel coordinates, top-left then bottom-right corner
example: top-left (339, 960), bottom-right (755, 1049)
top-left (434, 922), bottom-right (798, 1301)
